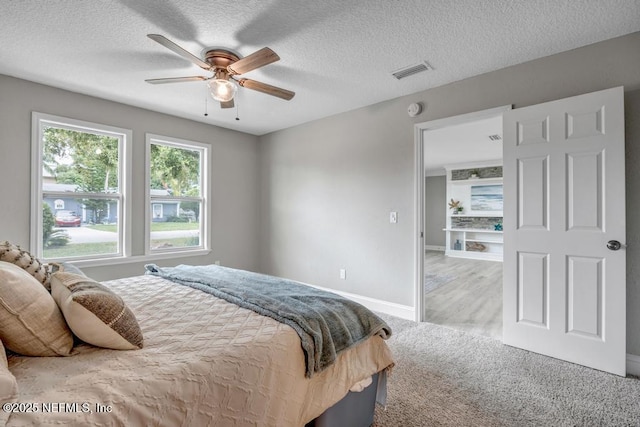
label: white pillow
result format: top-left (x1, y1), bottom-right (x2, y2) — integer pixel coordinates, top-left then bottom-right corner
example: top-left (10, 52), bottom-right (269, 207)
top-left (51, 272), bottom-right (143, 350)
top-left (0, 261), bottom-right (73, 356)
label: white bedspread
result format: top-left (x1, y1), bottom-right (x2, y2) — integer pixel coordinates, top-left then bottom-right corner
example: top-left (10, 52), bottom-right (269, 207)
top-left (7, 274), bottom-right (394, 426)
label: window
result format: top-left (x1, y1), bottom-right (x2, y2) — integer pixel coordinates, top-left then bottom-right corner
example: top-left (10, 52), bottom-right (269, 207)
top-left (31, 113), bottom-right (131, 261)
top-left (146, 134), bottom-right (209, 253)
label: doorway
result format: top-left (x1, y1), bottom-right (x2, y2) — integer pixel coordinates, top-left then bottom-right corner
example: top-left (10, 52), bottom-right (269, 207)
top-left (413, 106), bottom-right (512, 339)
top-left (414, 87), bottom-right (626, 375)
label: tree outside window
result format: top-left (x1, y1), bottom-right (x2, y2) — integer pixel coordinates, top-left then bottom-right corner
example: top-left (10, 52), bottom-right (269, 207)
top-left (147, 135), bottom-right (207, 252)
top-left (33, 113), bottom-right (129, 261)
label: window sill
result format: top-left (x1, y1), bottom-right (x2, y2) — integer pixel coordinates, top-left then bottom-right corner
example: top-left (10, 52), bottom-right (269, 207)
top-left (65, 249), bottom-right (211, 269)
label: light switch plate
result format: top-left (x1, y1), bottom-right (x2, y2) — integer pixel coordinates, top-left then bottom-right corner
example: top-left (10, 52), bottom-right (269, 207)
top-left (390, 211), bottom-right (398, 223)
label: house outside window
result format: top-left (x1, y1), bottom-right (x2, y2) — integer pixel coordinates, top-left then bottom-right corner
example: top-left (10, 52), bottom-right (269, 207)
top-left (31, 112), bottom-right (131, 261)
top-left (146, 134), bottom-right (209, 253)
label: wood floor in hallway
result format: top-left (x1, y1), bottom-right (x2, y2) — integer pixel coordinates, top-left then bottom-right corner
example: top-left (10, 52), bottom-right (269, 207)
top-left (423, 250), bottom-right (503, 339)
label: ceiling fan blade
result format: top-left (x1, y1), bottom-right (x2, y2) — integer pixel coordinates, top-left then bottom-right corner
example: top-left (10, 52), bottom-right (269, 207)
top-left (220, 99), bottom-right (234, 109)
top-left (227, 47), bottom-right (280, 75)
top-left (145, 76), bottom-right (208, 84)
top-left (237, 78), bottom-right (295, 100)
top-left (147, 34), bottom-right (211, 70)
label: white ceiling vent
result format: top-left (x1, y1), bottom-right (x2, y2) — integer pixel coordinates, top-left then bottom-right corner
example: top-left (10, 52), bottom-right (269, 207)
top-left (488, 134), bottom-right (502, 141)
top-left (391, 61), bottom-right (432, 80)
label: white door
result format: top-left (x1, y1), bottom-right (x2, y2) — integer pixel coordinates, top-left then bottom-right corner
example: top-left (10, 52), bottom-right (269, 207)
top-left (502, 86), bottom-right (626, 376)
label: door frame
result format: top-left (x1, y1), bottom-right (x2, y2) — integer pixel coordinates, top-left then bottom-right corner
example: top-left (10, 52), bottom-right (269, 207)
top-left (413, 105), bottom-right (512, 322)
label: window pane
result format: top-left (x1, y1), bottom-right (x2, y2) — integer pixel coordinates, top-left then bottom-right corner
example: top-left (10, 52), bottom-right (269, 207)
top-left (42, 199), bottom-right (119, 259)
top-left (42, 126), bottom-right (119, 193)
top-left (149, 144), bottom-right (201, 197)
top-left (150, 201), bottom-right (201, 250)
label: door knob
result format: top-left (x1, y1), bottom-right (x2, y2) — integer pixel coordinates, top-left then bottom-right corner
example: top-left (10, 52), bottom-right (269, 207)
top-left (607, 240), bottom-right (622, 251)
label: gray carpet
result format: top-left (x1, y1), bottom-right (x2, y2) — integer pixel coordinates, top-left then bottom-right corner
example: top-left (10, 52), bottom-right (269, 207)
top-left (424, 273), bottom-right (456, 294)
top-left (373, 314), bottom-right (640, 426)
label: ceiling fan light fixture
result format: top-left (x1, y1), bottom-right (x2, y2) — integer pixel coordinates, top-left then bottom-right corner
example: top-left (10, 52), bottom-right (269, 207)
top-left (146, 35), bottom-right (295, 105)
top-left (207, 78), bottom-right (237, 102)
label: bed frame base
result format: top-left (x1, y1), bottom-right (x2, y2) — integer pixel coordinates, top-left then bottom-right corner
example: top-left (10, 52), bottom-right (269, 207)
top-left (306, 372), bottom-right (379, 427)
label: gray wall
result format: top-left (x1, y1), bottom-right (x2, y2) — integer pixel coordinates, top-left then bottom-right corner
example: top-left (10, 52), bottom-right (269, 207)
top-left (0, 75), bottom-right (260, 280)
top-left (425, 176), bottom-right (446, 248)
top-left (2, 33), bottom-right (639, 355)
top-left (257, 32), bottom-right (640, 355)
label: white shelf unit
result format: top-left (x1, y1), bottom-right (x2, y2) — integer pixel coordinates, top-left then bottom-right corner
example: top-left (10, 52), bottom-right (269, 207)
top-left (444, 161), bottom-right (503, 261)
top-left (450, 177), bottom-right (503, 186)
top-left (444, 228), bottom-right (503, 261)
top-left (450, 213), bottom-right (501, 217)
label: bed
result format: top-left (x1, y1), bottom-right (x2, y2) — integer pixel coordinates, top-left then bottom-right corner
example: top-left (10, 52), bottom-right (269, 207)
top-left (1, 260), bottom-right (394, 427)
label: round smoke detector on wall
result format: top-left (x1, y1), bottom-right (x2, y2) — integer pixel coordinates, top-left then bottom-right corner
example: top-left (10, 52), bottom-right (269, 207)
top-left (407, 102), bottom-right (423, 117)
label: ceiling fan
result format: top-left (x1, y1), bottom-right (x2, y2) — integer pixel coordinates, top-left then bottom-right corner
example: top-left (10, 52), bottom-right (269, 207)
top-left (145, 34), bottom-right (295, 109)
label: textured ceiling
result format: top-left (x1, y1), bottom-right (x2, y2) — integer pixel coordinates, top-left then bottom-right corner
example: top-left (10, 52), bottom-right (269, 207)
top-left (1, 1), bottom-right (639, 135)
top-left (424, 116), bottom-right (503, 173)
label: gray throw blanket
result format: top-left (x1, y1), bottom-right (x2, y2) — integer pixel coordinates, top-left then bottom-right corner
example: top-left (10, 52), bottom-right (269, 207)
top-left (145, 264), bottom-right (391, 378)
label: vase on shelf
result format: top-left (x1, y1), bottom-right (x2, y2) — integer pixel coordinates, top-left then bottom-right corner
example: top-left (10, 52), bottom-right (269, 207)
top-left (454, 239), bottom-right (462, 250)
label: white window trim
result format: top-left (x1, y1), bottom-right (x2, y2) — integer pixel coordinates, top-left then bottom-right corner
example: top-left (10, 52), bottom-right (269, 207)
top-left (145, 133), bottom-right (211, 255)
top-left (67, 249), bottom-right (211, 269)
top-left (30, 112), bottom-right (132, 261)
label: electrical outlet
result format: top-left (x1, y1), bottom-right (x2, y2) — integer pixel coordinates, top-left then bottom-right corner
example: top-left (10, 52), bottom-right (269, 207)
top-left (214, 260), bottom-right (220, 265)
top-left (390, 211), bottom-right (398, 224)
top-left (339, 268), bottom-right (346, 280)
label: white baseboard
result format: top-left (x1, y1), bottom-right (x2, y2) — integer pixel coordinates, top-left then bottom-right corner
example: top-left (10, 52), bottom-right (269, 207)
top-left (425, 245), bottom-right (445, 252)
top-left (301, 282), bottom-right (415, 321)
top-left (339, 291), bottom-right (415, 320)
top-left (627, 353), bottom-right (640, 376)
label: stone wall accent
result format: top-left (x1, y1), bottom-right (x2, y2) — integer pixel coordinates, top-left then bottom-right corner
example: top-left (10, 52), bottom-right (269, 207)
top-left (451, 166), bottom-right (502, 180)
top-left (451, 216), bottom-right (502, 230)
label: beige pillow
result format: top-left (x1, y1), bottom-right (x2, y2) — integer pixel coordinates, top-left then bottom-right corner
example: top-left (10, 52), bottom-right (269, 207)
top-left (51, 272), bottom-right (143, 350)
top-left (0, 261), bottom-right (73, 356)
top-left (0, 340), bottom-right (18, 426)
top-left (0, 241), bottom-right (50, 290)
